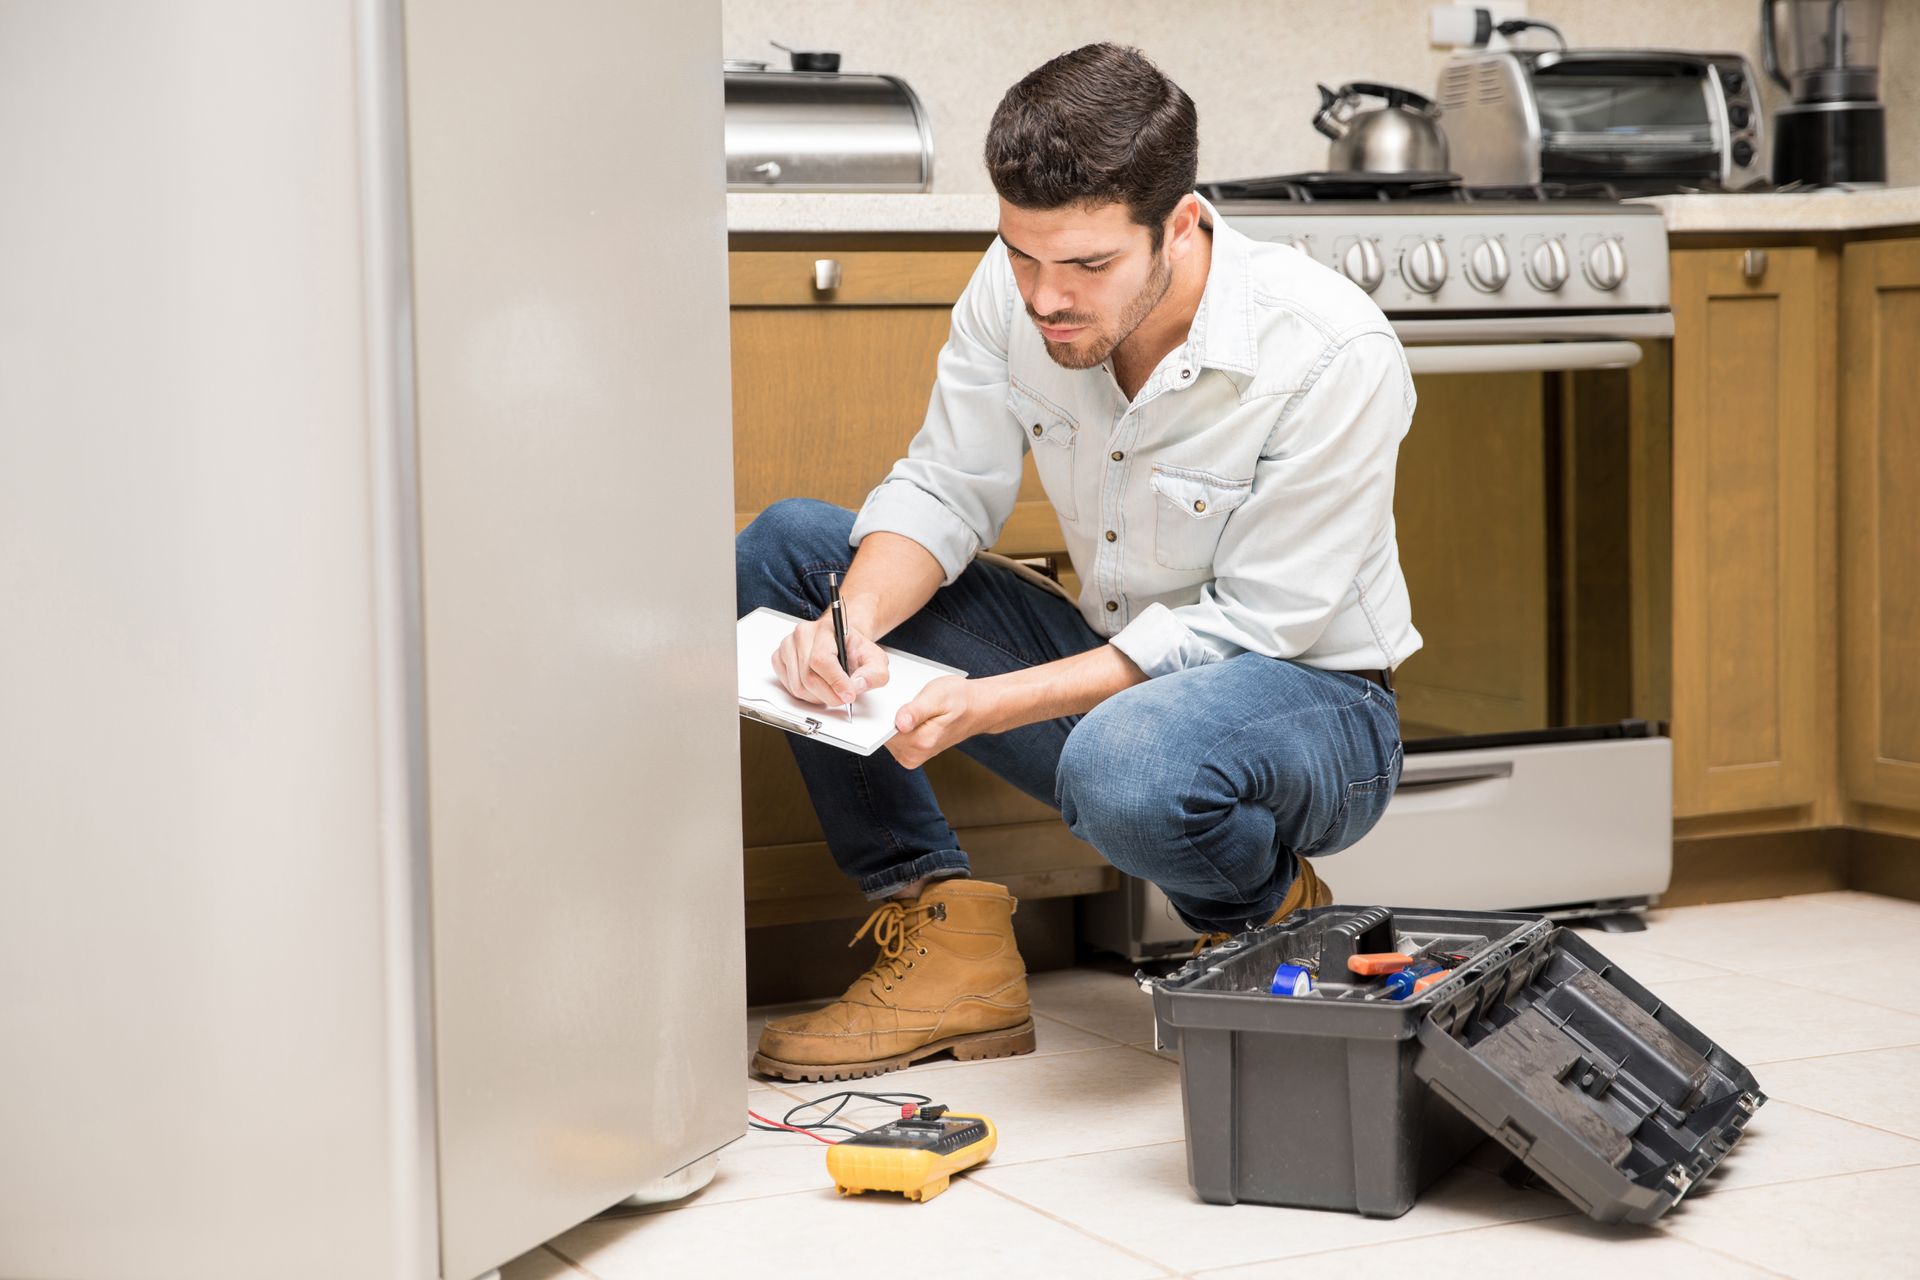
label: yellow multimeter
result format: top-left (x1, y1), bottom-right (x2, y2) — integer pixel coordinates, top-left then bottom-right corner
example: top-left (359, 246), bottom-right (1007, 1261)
top-left (825, 1104), bottom-right (997, 1203)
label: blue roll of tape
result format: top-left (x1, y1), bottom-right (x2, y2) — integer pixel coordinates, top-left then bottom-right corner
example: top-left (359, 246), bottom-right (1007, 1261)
top-left (1270, 962), bottom-right (1314, 997)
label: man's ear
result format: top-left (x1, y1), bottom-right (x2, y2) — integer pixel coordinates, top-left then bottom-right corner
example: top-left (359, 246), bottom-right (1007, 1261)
top-left (1163, 193), bottom-right (1204, 262)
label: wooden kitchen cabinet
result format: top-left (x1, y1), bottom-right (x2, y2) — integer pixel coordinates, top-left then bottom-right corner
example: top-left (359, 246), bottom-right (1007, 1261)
top-left (1669, 246), bottom-right (1823, 821)
top-left (728, 244), bottom-right (1068, 559)
top-left (1840, 236), bottom-right (1920, 821)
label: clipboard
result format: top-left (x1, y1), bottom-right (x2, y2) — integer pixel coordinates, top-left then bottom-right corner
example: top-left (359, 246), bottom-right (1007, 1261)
top-left (737, 607), bottom-right (968, 756)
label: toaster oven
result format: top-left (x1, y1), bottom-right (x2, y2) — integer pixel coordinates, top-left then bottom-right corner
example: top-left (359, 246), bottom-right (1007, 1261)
top-left (1438, 49), bottom-right (1767, 192)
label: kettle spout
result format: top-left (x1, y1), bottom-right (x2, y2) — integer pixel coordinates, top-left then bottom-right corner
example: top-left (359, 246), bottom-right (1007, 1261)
top-left (1312, 83), bottom-right (1348, 140)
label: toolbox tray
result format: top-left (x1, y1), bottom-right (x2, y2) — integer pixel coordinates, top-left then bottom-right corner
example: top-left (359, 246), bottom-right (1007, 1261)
top-left (1151, 905), bottom-right (1765, 1223)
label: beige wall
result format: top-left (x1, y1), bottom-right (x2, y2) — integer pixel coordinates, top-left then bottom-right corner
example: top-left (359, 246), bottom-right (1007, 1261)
top-left (725, 0), bottom-right (1919, 191)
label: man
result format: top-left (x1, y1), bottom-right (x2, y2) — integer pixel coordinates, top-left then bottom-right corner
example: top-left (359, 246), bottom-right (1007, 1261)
top-left (737, 43), bottom-right (1418, 1082)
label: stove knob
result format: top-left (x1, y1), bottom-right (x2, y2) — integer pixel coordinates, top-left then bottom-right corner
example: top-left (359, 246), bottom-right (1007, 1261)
top-left (1464, 237), bottom-right (1510, 292)
top-left (1584, 237), bottom-right (1629, 291)
top-left (1341, 239), bottom-right (1384, 293)
top-left (1400, 238), bottom-right (1449, 294)
top-left (1272, 234), bottom-right (1310, 255)
top-left (1525, 237), bottom-right (1570, 292)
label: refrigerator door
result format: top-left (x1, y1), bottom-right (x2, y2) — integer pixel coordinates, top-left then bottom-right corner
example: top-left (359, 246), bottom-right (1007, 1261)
top-left (403, 3), bottom-right (746, 1277)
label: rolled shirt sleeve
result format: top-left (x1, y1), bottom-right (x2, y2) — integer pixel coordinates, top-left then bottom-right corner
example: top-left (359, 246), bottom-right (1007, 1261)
top-left (849, 242), bottom-right (1027, 584)
top-left (1109, 331), bottom-right (1415, 678)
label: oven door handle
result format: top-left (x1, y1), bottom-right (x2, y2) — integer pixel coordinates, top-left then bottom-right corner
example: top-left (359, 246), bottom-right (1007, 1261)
top-left (1404, 340), bottom-right (1644, 375)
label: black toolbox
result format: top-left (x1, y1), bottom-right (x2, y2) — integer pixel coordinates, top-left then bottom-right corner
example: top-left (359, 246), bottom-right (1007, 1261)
top-left (1150, 905), bottom-right (1765, 1222)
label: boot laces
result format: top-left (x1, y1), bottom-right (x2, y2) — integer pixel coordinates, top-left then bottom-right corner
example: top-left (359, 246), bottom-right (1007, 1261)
top-left (847, 899), bottom-right (944, 987)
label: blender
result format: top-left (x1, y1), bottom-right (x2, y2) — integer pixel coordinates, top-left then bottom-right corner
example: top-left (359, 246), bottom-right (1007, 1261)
top-left (1762, 0), bottom-right (1888, 186)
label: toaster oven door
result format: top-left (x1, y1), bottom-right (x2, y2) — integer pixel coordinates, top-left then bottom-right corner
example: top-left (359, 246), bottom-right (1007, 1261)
top-left (1531, 63), bottom-right (1722, 189)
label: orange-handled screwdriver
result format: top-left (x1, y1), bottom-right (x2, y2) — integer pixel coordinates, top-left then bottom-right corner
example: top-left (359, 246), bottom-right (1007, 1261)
top-left (1347, 952), bottom-right (1416, 977)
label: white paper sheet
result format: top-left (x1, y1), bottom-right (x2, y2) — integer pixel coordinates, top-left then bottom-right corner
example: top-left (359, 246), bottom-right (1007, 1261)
top-left (736, 607), bottom-right (967, 756)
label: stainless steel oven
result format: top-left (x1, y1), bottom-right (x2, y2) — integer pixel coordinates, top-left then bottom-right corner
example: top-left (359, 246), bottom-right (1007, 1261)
top-left (1085, 177), bottom-right (1675, 957)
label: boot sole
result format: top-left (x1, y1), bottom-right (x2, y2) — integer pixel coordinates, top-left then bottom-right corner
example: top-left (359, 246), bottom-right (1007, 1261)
top-left (751, 1018), bottom-right (1038, 1084)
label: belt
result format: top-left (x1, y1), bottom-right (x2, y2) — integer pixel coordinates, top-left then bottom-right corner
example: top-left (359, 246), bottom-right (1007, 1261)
top-left (1348, 667), bottom-right (1395, 693)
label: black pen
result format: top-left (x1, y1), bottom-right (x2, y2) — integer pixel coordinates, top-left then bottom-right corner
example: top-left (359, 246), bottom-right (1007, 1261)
top-left (828, 571), bottom-right (854, 722)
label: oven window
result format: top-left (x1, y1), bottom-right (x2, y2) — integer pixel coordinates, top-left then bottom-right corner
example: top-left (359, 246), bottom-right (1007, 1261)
top-left (1536, 78), bottom-right (1711, 144)
top-left (1392, 362), bottom-right (1663, 743)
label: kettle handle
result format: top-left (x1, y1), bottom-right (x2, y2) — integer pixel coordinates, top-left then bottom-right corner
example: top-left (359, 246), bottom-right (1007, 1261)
top-left (1759, 0), bottom-right (1790, 90)
top-left (1312, 83), bottom-right (1345, 139)
top-left (1346, 81), bottom-right (1440, 115)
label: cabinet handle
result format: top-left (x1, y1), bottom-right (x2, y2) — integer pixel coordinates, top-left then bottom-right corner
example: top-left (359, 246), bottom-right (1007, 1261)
top-left (813, 258), bottom-right (843, 292)
top-left (1742, 249), bottom-right (1768, 281)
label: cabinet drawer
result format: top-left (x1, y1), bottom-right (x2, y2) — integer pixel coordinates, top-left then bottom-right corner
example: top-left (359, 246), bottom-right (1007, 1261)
top-left (729, 250), bottom-right (981, 306)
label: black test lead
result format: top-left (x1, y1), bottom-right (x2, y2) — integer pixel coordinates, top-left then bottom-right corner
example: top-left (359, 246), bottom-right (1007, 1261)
top-left (828, 571), bottom-right (854, 722)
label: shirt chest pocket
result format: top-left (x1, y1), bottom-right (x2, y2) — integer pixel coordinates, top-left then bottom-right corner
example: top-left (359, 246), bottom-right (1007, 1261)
top-left (1007, 382), bottom-right (1080, 523)
top-left (1150, 465), bottom-right (1252, 571)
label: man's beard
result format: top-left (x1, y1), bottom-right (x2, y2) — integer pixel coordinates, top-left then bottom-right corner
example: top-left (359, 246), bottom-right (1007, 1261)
top-left (1030, 249), bottom-right (1173, 371)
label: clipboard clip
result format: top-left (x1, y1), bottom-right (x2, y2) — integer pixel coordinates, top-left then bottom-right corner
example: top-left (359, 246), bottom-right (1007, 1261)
top-left (740, 700), bottom-right (822, 737)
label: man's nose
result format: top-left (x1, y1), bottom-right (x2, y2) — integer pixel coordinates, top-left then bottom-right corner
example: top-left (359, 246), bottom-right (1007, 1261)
top-left (1030, 275), bottom-right (1073, 319)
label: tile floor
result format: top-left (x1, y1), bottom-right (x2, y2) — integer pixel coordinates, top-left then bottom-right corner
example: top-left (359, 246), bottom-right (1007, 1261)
top-left (502, 891), bottom-right (1920, 1280)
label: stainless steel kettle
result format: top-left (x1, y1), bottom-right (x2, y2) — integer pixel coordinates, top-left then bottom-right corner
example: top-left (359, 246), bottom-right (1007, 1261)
top-left (1313, 82), bottom-right (1450, 173)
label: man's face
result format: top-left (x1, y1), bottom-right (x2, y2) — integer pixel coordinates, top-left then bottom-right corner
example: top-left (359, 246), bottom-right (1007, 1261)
top-left (997, 199), bottom-right (1171, 370)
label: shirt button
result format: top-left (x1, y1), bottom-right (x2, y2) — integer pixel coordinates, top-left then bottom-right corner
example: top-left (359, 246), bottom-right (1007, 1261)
top-left (1105, 600), bottom-right (1119, 613)
top-left (1194, 499), bottom-right (1207, 513)
top-left (1031, 424), bottom-right (1043, 437)
top-left (1179, 368), bottom-right (1192, 380)
top-left (1110, 450), bottom-right (1124, 462)
top-left (1105, 529), bottom-right (1117, 542)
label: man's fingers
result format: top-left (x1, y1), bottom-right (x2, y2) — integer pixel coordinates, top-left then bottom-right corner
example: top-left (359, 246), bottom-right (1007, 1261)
top-left (808, 647), bottom-right (858, 704)
top-left (850, 641), bottom-right (889, 690)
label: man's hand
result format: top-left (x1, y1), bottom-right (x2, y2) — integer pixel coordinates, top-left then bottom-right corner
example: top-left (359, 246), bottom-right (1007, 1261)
top-left (886, 675), bottom-right (983, 770)
top-left (772, 614), bottom-right (890, 710)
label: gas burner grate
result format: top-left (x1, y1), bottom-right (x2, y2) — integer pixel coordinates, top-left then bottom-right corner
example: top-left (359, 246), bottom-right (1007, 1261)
top-left (1200, 172), bottom-right (1626, 205)
top-left (1457, 180), bottom-right (1626, 203)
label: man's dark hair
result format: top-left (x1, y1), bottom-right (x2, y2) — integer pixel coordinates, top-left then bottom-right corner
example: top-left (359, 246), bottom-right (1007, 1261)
top-left (985, 43), bottom-right (1198, 251)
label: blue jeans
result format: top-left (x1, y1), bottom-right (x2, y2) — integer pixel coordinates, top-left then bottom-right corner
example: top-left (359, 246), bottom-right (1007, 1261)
top-left (735, 499), bottom-right (1404, 934)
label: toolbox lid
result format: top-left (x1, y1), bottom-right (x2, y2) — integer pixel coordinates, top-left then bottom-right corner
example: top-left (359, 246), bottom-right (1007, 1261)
top-left (1412, 926), bottom-right (1766, 1224)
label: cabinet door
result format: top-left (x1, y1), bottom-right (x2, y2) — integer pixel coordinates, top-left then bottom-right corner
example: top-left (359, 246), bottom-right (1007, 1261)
top-left (1669, 247), bottom-right (1821, 818)
top-left (1841, 237), bottom-right (1920, 813)
top-left (728, 248), bottom-right (1065, 558)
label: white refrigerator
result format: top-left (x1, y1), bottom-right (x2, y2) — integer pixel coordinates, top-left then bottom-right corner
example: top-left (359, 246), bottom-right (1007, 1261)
top-left (0, 3), bottom-right (745, 1278)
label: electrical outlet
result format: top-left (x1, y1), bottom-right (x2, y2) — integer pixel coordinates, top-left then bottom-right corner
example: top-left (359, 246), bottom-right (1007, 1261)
top-left (1430, 3), bottom-right (1533, 50)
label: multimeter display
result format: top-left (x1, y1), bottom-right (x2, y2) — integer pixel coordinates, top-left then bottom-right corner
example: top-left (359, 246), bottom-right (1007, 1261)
top-left (840, 1116), bottom-right (990, 1154)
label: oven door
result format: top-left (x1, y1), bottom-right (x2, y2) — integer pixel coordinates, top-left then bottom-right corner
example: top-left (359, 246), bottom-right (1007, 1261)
top-left (1389, 311), bottom-right (1672, 745)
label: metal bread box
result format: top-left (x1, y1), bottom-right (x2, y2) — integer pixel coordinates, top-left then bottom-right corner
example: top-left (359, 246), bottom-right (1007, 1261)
top-left (724, 67), bottom-right (933, 192)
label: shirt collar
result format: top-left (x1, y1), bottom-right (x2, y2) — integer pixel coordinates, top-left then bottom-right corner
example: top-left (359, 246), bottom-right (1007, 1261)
top-left (1181, 193), bottom-right (1258, 379)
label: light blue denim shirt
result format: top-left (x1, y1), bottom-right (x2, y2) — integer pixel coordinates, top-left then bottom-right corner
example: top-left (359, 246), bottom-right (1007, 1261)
top-left (849, 197), bottom-right (1422, 678)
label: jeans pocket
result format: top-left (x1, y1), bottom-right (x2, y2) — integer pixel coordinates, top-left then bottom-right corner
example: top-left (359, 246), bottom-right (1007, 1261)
top-left (1304, 743), bottom-right (1403, 857)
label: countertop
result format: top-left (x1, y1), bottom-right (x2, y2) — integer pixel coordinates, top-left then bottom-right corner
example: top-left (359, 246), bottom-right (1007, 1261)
top-left (728, 188), bottom-right (1920, 236)
top-left (1628, 186), bottom-right (1920, 233)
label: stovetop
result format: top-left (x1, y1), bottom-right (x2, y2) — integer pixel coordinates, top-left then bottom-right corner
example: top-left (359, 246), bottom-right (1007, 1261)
top-left (1201, 171), bottom-right (1671, 316)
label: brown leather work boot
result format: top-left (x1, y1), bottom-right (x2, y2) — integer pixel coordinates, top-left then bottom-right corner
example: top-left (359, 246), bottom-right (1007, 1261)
top-left (752, 879), bottom-right (1036, 1083)
top-left (1190, 857), bottom-right (1334, 954)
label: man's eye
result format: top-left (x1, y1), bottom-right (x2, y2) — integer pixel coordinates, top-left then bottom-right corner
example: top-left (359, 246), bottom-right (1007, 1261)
top-left (1081, 261), bottom-right (1112, 274)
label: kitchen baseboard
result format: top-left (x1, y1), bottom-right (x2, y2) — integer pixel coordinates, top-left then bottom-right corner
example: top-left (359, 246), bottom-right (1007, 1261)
top-left (1665, 827), bottom-right (1850, 906)
top-left (1849, 829), bottom-right (1920, 903)
top-left (1666, 825), bottom-right (1920, 907)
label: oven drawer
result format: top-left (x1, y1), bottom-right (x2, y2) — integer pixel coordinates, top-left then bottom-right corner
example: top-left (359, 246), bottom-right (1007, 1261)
top-left (1083, 732), bottom-right (1672, 959)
